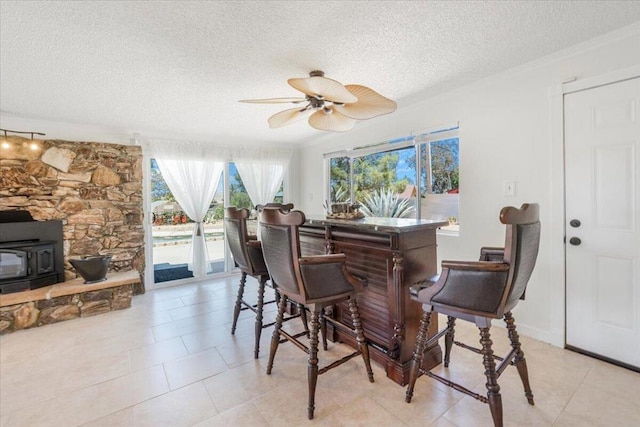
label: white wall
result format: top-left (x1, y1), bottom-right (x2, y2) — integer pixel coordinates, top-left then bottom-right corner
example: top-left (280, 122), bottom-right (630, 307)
top-left (297, 24), bottom-right (640, 347)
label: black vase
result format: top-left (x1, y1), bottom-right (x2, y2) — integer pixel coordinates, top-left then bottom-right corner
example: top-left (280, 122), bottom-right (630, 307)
top-left (69, 255), bottom-right (112, 284)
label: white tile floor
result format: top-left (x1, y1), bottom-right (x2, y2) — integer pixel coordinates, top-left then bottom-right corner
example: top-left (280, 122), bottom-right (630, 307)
top-left (1, 274), bottom-right (639, 426)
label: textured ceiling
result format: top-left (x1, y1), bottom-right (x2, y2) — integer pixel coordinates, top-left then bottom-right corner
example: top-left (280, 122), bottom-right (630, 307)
top-left (1, 1), bottom-right (640, 145)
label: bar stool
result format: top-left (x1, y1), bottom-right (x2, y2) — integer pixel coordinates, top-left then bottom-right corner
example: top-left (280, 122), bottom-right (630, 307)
top-left (225, 206), bottom-right (301, 358)
top-left (405, 203), bottom-right (541, 427)
top-left (258, 207), bottom-right (374, 420)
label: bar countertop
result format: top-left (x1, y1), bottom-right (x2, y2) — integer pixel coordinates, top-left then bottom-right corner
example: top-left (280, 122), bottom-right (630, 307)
top-left (304, 216), bottom-right (448, 233)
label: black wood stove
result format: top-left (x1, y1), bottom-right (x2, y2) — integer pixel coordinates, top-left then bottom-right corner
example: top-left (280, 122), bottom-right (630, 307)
top-left (0, 210), bottom-right (65, 293)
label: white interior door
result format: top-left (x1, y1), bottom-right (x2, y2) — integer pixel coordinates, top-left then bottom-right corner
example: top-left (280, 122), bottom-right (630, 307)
top-left (565, 76), bottom-right (640, 368)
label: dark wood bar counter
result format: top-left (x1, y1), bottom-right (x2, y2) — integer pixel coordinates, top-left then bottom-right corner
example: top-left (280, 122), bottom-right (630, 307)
top-left (299, 216), bottom-right (448, 385)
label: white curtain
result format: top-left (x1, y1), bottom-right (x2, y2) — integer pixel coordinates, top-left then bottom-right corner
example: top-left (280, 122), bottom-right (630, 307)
top-left (155, 158), bottom-right (223, 277)
top-left (142, 137), bottom-right (292, 275)
top-left (234, 147), bottom-right (291, 208)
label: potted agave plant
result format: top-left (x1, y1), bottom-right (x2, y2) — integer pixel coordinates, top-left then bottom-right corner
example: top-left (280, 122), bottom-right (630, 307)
top-left (359, 188), bottom-right (415, 218)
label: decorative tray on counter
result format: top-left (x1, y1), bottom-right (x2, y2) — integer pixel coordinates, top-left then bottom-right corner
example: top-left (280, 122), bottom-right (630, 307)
top-left (326, 211), bottom-right (365, 220)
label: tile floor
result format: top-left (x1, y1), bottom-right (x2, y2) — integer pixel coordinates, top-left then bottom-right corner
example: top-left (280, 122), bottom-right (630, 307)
top-left (1, 274), bottom-right (639, 426)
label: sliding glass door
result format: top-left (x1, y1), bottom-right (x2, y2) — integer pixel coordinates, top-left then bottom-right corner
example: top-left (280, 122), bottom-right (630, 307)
top-left (150, 159), bottom-right (196, 283)
top-left (149, 159), bottom-right (285, 285)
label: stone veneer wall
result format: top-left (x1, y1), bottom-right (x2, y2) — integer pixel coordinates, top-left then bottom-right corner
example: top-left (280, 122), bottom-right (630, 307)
top-left (0, 136), bottom-right (145, 293)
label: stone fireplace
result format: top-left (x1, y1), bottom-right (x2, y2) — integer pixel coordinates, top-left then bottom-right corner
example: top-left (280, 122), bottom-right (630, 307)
top-left (0, 135), bottom-right (145, 297)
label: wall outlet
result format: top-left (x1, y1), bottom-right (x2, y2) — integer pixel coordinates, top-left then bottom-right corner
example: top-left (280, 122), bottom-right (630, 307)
top-left (504, 181), bottom-right (516, 197)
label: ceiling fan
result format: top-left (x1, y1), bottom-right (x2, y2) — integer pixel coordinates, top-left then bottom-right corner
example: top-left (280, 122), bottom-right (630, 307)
top-left (239, 70), bottom-right (397, 132)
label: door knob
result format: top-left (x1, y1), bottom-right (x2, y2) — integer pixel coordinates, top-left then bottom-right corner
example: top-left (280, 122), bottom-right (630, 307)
top-left (569, 237), bottom-right (581, 246)
top-left (569, 219), bottom-right (581, 228)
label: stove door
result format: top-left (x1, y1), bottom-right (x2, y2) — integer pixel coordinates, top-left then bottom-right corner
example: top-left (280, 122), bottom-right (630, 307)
top-left (37, 245), bottom-right (55, 274)
top-left (0, 250), bottom-right (28, 279)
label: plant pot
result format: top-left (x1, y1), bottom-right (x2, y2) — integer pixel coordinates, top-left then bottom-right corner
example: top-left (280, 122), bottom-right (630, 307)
top-left (69, 255), bottom-right (112, 284)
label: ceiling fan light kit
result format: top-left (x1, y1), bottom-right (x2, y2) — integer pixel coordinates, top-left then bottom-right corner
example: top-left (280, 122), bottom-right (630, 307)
top-left (240, 70), bottom-right (397, 132)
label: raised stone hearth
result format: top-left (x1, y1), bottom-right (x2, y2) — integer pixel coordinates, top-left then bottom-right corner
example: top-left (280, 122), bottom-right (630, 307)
top-left (0, 270), bottom-right (139, 334)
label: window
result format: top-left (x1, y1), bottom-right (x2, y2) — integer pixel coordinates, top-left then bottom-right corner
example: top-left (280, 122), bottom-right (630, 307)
top-left (228, 163), bottom-right (253, 210)
top-left (329, 156), bottom-right (351, 203)
top-left (421, 139), bottom-right (459, 194)
top-left (227, 161), bottom-right (283, 235)
top-left (325, 126), bottom-right (459, 230)
top-left (419, 134), bottom-right (459, 232)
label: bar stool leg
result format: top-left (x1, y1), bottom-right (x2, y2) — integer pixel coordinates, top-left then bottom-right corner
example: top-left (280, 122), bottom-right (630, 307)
top-left (479, 326), bottom-right (503, 427)
top-left (298, 303), bottom-right (310, 338)
top-left (444, 316), bottom-right (456, 367)
top-left (307, 309), bottom-right (320, 420)
top-left (320, 307), bottom-right (328, 351)
top-left (349, 298), bottom-right (374, 382)
top-left (406, 309), bottom-right (432, 403)
top-left (504, 311), bottom-right (534, 405)
top-left (267, 296), bottom-right (287, 375)
top-left (254, 275), bottom-right (267, 358)
top-left (231, 272), bottom-right (247, 334)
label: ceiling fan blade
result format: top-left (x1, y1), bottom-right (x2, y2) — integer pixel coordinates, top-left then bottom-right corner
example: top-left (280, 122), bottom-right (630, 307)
top-left (268, 107), bottom-right (313, 128)
top-left (239, 97), bottom-right (307, 104)
top-left (288, 76), bottom-right (357, 104)
top-left (308, 107), bottom-right (357, 132)
top-left (334, 85), bottom-right (397, 120)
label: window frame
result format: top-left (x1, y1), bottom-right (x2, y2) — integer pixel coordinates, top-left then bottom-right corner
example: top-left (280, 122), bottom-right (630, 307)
top-left (324, 124), bottom-right (459, 229)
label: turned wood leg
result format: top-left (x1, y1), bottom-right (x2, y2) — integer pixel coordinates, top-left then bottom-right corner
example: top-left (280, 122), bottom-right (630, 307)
top-left (444, 316), bottom-right (456, 368)
top-left (320, 307), bottom-right (328, 351)
top-left (307, 309), bottom-right (320, 420)
top-left (231, 272), bottom-right (247, 334)
top-left (406, 309), bottom-right (431, 403)
top-left (266, 295), bottom-right (287, 375)
top-left (349, 298), bottom-right (374, 383)
top-left (504, 311), bottom-right (534, 405)
top-left (299, 303), bottom-right (310, 338)
top-left (479, 327), bottom-right (503, 427)
top-left (254, 275), bottom-right (267, 359)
